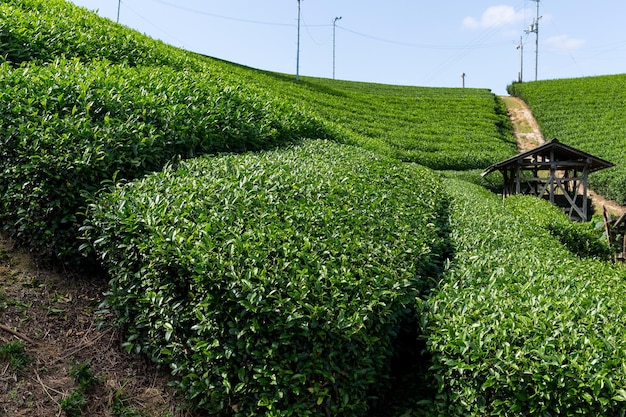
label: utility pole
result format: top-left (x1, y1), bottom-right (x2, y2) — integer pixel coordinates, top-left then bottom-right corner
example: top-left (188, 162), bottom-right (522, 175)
top-left (116, 0), bottom-right (121, 23)
top-left (461, 72), bottom-right (466, 88)
top-left (525, 0), bottom-right (541, 81)
top-left (296, 0), bottom-right (301, 82)
top-left (332, 16), bottom-right (342, 80)
top-left (516, 36), bottom-right (524, 82)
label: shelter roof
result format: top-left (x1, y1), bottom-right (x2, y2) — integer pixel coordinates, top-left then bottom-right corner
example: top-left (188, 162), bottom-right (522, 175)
top-left (481, 138), bottom-right (615, 177)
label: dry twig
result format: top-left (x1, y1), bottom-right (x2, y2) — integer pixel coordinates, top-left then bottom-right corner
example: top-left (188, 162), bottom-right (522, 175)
top-left (54, 327), bottom-right (114, 362)
top-left (0, 323), bottom-right (37, 345)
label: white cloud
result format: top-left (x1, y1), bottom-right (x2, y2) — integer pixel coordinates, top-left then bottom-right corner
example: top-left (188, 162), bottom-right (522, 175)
top-left (463, 5), bottom-right (526, 29)
top-left (545, 35), bottom-right (586, 52)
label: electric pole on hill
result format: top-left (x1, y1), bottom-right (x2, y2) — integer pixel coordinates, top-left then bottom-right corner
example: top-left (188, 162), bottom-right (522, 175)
top-left (332, 16), bottom-right (342, 80)
top-left (516, 36), bottom-right (524, 82)
top-left (525, 0), bottom-right (541, 81)
top-left (117, 0), bottom-right (121, 23)
top-left (296, 0), bottom-right (301, 82)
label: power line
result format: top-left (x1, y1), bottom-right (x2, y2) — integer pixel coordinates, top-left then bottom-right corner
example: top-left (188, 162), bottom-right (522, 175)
top-left (337, 26), bottom-right (510, 50)
top-left (148, 0), bottom-right (295, 27)
top-left (140, 0), bottom-right (512, 52)
top-left (120, 1), bottom-right (188, 47)
top-left (421, 2), bottom-right (529, 85)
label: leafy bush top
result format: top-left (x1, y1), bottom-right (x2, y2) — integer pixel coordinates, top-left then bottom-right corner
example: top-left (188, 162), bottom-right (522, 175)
top-left (423, 180), bottom-right (626, 416)
top-left (0, 59), bottom-right (330, 265)
top-left (231, 73), bottom-right (519, 170)
top-left (0, 0), bottom-right (196, 69)
top-left (85, 140), bottom-right (449, 416)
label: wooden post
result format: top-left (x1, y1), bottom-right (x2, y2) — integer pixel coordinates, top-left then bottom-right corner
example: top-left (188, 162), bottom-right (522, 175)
top-left (582, 165), bottom-right (589, 221)
top-left (603, 206), bottom-right (612, 246)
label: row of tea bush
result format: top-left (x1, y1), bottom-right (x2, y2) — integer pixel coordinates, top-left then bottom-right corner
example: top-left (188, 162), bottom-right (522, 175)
top-left (0, 59), bottom-right (329, 265)
top-left (84, 140), bottom-right (449, 416)
top-left (422, 180), bottom-right (626, 415)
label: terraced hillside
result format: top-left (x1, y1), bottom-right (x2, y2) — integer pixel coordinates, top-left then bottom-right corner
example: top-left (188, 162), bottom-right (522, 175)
top-left (0, 0), bottom-right (516, 267)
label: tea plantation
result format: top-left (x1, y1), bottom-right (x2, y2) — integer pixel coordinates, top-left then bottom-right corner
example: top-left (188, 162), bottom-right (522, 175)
top-left (2, 0), bottom-right (626, 416)
top-left (508, 75), bottom-right (626, 204)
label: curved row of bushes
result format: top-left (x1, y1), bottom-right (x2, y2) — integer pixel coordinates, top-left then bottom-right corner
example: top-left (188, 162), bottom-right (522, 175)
top-left (248, 76), bottom-right (519, 171)
top-left (0, 0), bottom-right (196, 69)
top-left (84, 140), bottom-right (449, 416)
top-left (0, 59), bottom-right (330, 265)
top-left (422, 180), bottom-right (626, 415)
top-left (0, 0), bottom-right (520, 269)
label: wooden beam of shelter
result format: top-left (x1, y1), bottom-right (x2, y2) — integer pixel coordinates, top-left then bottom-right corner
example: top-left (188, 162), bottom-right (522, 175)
top-left (481, 138), bottom-right (615, 221)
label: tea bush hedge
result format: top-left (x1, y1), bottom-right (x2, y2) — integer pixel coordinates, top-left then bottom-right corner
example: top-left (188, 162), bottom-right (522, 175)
top-left (0, 0), bottom-right (195, 69)
top-left (240, 75), bottom-right (519, 171)
top-left (0, 59), bottom-right (329, 265)
top-left (0, 0), bottom-right (519, 268)
top-left (84, 140), bottom-right (449, 416)
top-left (422, 180), bottom-right (626, 416)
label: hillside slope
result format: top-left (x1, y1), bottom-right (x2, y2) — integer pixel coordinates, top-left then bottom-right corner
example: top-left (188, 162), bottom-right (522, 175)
top-left (508, 74), bottom-right (626, 204)
top-left (4, 1), bottom-right (625, 417)
top-left (0, 0), bottom-right (517, 266)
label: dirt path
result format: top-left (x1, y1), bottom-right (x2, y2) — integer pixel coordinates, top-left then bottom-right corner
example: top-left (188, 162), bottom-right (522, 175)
top-left (499, 96), bottom-right (544, 152)
top-left (500, 95), bottom-right (626, 217)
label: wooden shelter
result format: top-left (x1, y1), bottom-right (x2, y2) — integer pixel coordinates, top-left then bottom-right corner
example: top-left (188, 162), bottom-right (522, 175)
top-left (481, 138), bottom-right (614, 221)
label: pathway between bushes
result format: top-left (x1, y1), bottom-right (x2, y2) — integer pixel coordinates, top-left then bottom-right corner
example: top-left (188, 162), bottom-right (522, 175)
top-left (499, 95), bottom-right (626, 217)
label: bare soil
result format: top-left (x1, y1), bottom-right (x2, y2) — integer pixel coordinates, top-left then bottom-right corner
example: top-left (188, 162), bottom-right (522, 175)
top-left (499, 96), bottom-right (544, 152)
top-left (0, 234), bottom-right (196, 417)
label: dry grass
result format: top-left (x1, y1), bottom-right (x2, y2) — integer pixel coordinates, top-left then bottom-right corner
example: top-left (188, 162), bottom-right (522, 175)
top-left (0, 234), bottom-right (197, 417)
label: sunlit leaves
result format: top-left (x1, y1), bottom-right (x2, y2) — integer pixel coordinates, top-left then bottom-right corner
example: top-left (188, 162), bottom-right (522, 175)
top-left (422, 180), bottom-right (626, 416)
top-left (86, 140), bottom-right (448, 415)
top-left (0, 59), bottom-right (328, 266)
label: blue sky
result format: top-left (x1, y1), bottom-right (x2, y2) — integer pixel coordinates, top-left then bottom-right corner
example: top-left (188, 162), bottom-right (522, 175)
top-left (67, 0), bottom-right (626, 95)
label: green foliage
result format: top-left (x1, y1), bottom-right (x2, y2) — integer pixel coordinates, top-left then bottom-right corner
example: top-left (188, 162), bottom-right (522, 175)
top-left (110, 391), bottom-right (144, 417)
top-left (69, 362), bottom-right (98, 393)
top-left (439, 169), bottom-right (504, 193)
top-left (239, 75), bottom-right (518, 170)
top-left (503, 195), bottom-right (611, 259)
top-left (422, 180), bottom-right (626, 416)
top-left (0, 340), bottom-right (29, 372)
top-left (60, 390), bottom-right (87, 417)
top-left (0, 0), bottom-right (514, 269)
top-left (0, 59), bottom-right (329, 265)
top-left (508, 75), bottom-right (626, 203)
top-left (85, 140), bottom-right (448, 416)
top-left (0, 0), bottom-right (197, 69)
top-left (60, 362), bottom-right (98, 416)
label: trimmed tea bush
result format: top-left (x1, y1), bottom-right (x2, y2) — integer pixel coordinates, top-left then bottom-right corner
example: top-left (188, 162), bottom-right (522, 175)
top-left (0, 0), bottom-right (195, 69)
top-left (0, 59), bottom-right (329, 265)
top-left (85, 140), bottom-right (448, 416)
top-left (250, 76), bottom-right (518, 170)
top-left (422, 181), bottom-right (626, 416)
